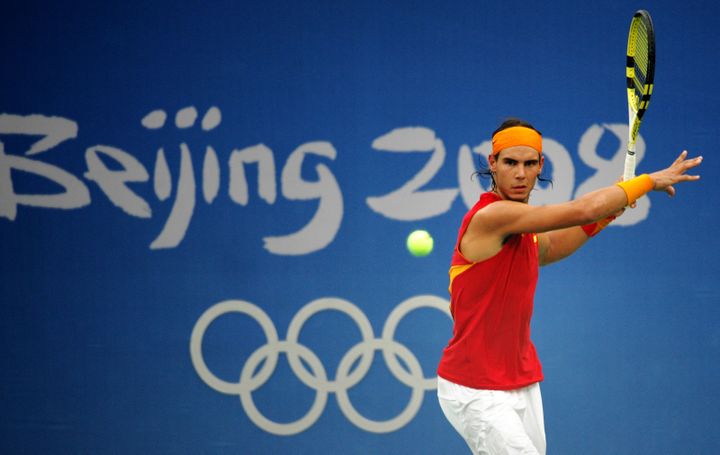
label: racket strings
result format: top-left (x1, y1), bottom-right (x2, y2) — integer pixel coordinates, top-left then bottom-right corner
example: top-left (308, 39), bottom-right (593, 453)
top-left (629, 19), bottom-right (652, 108)
top-left (634, 24), bottom-right (650, 80)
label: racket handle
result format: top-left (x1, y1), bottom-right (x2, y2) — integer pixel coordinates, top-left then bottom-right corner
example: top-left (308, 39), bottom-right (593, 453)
top-left (623, 153), bottom-right (636, 181)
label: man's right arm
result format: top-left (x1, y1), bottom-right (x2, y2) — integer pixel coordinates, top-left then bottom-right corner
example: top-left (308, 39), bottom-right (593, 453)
top-left (460, 151), bottom-right (702, 263)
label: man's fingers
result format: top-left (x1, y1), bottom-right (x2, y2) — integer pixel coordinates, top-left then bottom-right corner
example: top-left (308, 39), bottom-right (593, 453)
top-left (690, 156), bottom-right (703, 168)
top-left (673, 150), bottom-right (688, 165)
top-left (673, 155), bottom-right (702, 177)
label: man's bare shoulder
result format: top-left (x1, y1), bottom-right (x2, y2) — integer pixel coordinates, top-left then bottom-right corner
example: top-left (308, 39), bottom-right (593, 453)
top-left (469, 199), bottom-right (530, 233)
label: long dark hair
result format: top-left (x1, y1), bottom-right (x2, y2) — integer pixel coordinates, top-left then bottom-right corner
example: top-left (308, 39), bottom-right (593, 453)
top-left (473, 118), bottom-right (552, 191)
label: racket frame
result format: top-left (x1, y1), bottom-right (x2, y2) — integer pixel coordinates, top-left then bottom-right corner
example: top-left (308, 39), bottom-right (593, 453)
top-left (624, 9), bottom-right (656, 181)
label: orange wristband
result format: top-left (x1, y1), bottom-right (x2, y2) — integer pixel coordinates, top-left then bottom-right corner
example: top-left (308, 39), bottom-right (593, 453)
top-left (616, 174), bottom-right (654, 205)
top-left (581, 214), bottom-right (616, 237)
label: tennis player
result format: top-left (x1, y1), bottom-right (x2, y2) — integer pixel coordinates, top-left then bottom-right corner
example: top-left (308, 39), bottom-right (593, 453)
top-left (436, 118), bottom-right (702, 455)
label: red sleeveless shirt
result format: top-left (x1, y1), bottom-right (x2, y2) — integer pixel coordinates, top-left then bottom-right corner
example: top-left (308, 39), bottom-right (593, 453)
top-left (437, 192), bottom-right (543, 390)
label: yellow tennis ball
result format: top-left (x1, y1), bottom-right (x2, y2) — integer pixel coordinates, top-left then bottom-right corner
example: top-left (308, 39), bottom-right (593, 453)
top-left (406, 230), bottom-right (434, 257)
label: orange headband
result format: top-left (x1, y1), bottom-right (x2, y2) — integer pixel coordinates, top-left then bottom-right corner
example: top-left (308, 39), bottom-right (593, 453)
top-left (491, 126), bottom-right (542, 156)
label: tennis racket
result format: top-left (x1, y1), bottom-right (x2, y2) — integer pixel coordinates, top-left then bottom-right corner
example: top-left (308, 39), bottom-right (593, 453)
top-left (624, 9), bottom-right (656, 181)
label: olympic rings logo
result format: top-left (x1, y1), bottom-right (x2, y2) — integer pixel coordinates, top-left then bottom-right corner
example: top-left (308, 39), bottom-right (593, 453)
top-left (190, 295), bottom-right (451, 435)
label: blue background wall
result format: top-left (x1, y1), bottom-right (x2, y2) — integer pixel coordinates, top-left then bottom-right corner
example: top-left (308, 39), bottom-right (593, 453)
top-left (2, 1), bottom-right (718, 453)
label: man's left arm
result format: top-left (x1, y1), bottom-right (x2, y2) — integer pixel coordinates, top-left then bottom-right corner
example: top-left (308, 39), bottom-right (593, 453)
top-left (538, 227), bottom-right (591, 266)
top-left (538, 213), bottom-right (619, 265)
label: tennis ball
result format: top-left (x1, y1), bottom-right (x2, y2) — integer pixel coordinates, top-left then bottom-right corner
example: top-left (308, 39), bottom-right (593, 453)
top-left (406, 230), bottom-right (434, 257)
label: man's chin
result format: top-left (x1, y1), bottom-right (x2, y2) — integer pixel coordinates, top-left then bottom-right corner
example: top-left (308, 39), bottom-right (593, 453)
top-left (504, 191), bottom-right (530, 203)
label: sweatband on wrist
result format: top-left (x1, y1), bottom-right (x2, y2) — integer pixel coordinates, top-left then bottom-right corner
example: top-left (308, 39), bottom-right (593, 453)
top-left (616, 174), bottom-right (654, 205)
top-left (491, 126), bottom-right (542, 156)
top-left (582, 215), bottom-right (616, 237)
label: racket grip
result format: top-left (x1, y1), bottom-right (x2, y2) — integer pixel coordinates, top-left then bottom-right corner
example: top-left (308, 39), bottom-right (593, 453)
top-left (623, 153), bottom-right (636, 181)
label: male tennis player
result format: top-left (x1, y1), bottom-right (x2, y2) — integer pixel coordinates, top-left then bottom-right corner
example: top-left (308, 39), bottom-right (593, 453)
top-left (436, 118), bottom-right (702, 455)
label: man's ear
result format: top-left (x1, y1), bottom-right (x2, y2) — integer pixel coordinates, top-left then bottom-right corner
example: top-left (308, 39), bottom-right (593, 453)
top-left (488, 153), bottom-right (497, 172)
top-left (538, 154), bottom-right (545, 173)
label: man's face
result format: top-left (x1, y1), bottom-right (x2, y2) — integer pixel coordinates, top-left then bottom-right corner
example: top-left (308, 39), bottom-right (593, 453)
top-left (488, 146), bottom-right (544, 203)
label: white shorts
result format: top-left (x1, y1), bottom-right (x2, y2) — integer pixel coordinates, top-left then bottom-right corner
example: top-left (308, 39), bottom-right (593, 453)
top-left (437, 376), bottom-right (546, 455)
